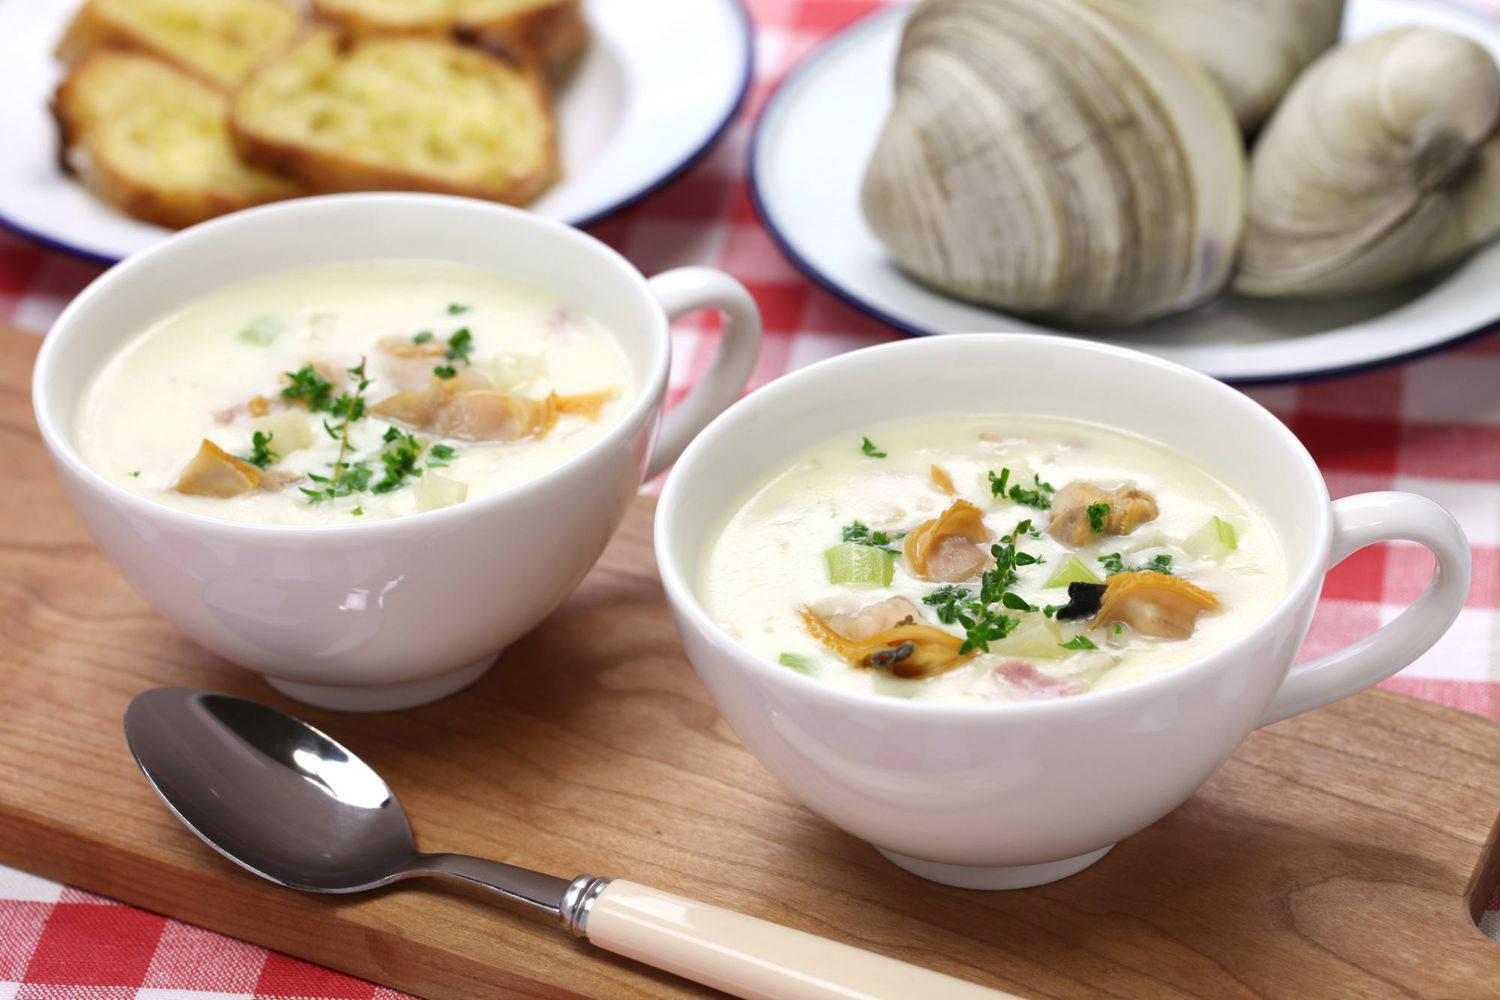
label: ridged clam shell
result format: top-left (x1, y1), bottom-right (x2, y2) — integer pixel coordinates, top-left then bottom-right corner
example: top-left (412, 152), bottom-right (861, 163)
top-left (1122, 0), bottom-right (1346, 131)
top-left (861, 0), bottom-right (1246, 326)
top-left (1236, 27), bottom-right (1500, 298)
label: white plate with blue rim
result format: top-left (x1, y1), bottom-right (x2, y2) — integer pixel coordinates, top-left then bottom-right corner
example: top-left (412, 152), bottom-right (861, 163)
top-left (750, 0), bottom-right (1500, 383)
top-left (0, 0), bottom-right (753, 265)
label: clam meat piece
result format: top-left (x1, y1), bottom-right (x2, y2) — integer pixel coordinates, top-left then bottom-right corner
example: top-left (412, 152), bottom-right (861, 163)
top-left (861, 0), bottom-right (1245, 324)
top-left (1236, 27), bottom-right (1500, 298)
top-left (1091, 571), bottom-right (1218, 639)
top-left (371, 376), bottom-right (558, 442)
top-left (1122, 0), bottom-right (1345, 131)
top-left (173, 439), bottom-right (262, 498)
top-left (800, 607), bottom-right (971, 679)
top-left (1047, 481), bottom-right (1158, 546)
top-left (903, 498), bottom-right (992, 582)
top-left (825, 596), bottom-right (924, 641)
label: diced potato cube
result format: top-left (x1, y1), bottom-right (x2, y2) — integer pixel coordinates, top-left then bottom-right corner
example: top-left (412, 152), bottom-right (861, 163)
top-left (415, 472), bottom-right (468, 512)
top-left (253, 409), bottom-right (315, 452)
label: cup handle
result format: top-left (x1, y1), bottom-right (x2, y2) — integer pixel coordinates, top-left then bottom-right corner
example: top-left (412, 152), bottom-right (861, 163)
top-left (644, 267), bottom-right (762, 480)
top-left (1258, 491), bottom-right (1471, 727)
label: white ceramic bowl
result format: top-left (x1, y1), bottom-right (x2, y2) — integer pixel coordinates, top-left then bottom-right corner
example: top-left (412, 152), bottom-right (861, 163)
top-left (34, 194), bottom-right (762, 712)
top-left (655, 334), bottom-right (1470, 889)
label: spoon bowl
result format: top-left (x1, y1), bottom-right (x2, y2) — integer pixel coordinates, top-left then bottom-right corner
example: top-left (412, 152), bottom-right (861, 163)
top-left (125, 689), bottom-right (419, 892)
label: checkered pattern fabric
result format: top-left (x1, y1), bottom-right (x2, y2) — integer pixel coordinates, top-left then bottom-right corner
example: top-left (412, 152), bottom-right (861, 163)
top-left (2, 0), bottom-right (1498, 993)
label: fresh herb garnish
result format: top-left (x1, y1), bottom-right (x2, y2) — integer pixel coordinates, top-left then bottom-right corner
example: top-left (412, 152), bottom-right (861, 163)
top-left (446, 303), bottom-right (472, 315)
top-left (1099, 552), bottom-right (1173, 576)
top-left (841, 520), bottom-right (904, 552)
top-left (302, 359), bottom-right (372, 502)
top-left (1114, 623), bottom-right (1124, 635)
top-left (352, 506), bottom-right (364, 516)
top-left (281, 364), bottom-right (336, 413)
top-left (372, 428), bottom-right (424, 494)
top-left (129, 471), bottom-right (141, 478)
top-left (1059, 635), bottom-right (1098, 651)
top-left (240, 430), bottom-right (277, 469)
top-left (431, 328), bottom-right (475, 378)
top-left (445, 328), bottom-right (474, 363)
top-left (920, 521), bottom-right (1052, 653)
top-left (412, 331), bottom-right (434, 344)
top-left (428, 443), bottom-right (457, 468)
top-left (989, 468), bottom-right (1054, 509)
top-left (860, 436), bottom-right (887, 459)
top-left (1000, 592), bottom-right (1036, 612)
top-left (922, 585), bottom-right (972, 624)
top-left (1087, 502), bottom-right (1110, 533)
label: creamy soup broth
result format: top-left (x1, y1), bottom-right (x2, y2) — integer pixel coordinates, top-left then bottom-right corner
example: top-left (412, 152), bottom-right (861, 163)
top-left (702, 415), bottom-right (1288, 703)
top-left (76, 261), bottom-right (634, 525)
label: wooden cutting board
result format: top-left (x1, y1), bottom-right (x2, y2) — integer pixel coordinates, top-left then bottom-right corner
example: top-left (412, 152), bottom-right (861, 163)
top-left (2, 323), bottom-right (1500, 998)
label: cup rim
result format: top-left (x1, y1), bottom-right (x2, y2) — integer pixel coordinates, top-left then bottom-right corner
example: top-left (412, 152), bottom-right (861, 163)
top-left (655, 332), bottom-right (1333, 719)
top-left (32, 193), bottom-right (672, 541)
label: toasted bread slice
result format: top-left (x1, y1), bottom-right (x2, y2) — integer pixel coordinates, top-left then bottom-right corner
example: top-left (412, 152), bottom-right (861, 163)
top-left (310, 0), bottom-right (588, 81)
top-left (53, 52), bottom-right (300, 229)
top-left (56, 0), bottom-right (300, 90)
top-left (229, 29), bottom-right (559, 204)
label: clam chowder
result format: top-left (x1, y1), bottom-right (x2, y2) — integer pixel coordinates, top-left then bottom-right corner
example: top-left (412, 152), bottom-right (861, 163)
top-left (702, 415), bottom-right (1287, 702)
top-left (76, 261), bottom-right (633, 524)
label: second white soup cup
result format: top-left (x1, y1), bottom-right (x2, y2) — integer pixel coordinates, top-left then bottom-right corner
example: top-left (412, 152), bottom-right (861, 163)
top-left (33, 194), bottom-right (762, 712)
top-left (655, 334), bottom-right (1470, 889)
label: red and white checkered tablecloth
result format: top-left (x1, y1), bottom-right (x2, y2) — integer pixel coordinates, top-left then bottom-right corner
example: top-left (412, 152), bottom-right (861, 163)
top-left (3, 0), bottom-right (1499, 994)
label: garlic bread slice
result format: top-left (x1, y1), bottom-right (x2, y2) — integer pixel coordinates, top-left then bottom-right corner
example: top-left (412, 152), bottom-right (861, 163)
top-left (310, 0), bottom-right (588, 81)
top-left (56, 0), bottom-right (299, 90)
top-left (53, 52), bottom-right (301, 229)
top-left (229, 29), bottom-right (559, 204)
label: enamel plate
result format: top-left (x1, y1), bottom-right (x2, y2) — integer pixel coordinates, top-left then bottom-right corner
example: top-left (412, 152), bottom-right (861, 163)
top-left (751, 0), bottom-right (1500, 382)
top-left (0, 0), bottom-right (752, 265)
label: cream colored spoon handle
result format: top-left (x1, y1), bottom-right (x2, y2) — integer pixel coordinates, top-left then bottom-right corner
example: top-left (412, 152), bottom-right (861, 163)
top-left (583, 879), bottom-right (1017, 1000)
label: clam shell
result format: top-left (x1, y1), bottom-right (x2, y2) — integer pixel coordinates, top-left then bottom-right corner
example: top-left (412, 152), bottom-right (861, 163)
top-left (1122, 0), bottom-right (1346, 131)
top-left (861, 0), bottom-right (1246, 325)
top-left (1235, 27), bottom-right (1500, 298)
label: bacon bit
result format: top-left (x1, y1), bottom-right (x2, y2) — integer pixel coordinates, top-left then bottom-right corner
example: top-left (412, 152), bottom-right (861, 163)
top-left (994, 660), bottom-right (1085, 698)
top-left (173, 440), bottom-right (261, 498)
top-left (800, 607), bottom-right (971, 679)
top-left (903, 499), bottom-right (992, 582)
top-left (930, 465), bottom-right (956, 495)
top-left (555, 388), bottom-right (618, 421)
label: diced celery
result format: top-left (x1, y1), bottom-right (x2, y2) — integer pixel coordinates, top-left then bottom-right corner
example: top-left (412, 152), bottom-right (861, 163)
top-left (1044, 555), bottom-right (1102, 588)
top-left (237, 316), bottom-right (284, 346)
top-left (778, 652), bottom-right (816, 673)
top-left (1183, 516), bottom-right (1238, 560)
top-left (823, 543), bottom-right (895, 587)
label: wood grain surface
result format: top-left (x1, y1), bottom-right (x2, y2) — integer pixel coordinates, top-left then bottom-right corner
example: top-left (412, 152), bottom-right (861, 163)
top-left (2, 324), bottom-right (1499, 997)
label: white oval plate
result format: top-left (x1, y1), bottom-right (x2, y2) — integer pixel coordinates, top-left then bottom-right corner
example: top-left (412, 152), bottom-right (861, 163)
top-left (751, 0), bottom-right (1500, 382)
top-left (0, 0), bottom-right (753, 265)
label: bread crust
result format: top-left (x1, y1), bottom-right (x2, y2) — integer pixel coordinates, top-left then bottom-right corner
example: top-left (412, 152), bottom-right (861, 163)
top-left (55, 0), bottom-right (299, 90)
top-left (310, 0), bottom-right (589, 82)
top-left (228, 32), bottom-right (560, 205)
top-left (52, 52), bottom-right (300, 229)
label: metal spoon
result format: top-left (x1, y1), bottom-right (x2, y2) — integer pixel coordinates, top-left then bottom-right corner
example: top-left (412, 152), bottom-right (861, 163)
top-left (124, 688), bottom-right (1011, 1000)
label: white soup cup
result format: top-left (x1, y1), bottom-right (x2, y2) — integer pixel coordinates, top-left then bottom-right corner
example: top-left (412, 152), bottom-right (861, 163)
top-left (655, 333), bottom-right (1470, 889)
top-left (34, 193), bottom-right (762, 712)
